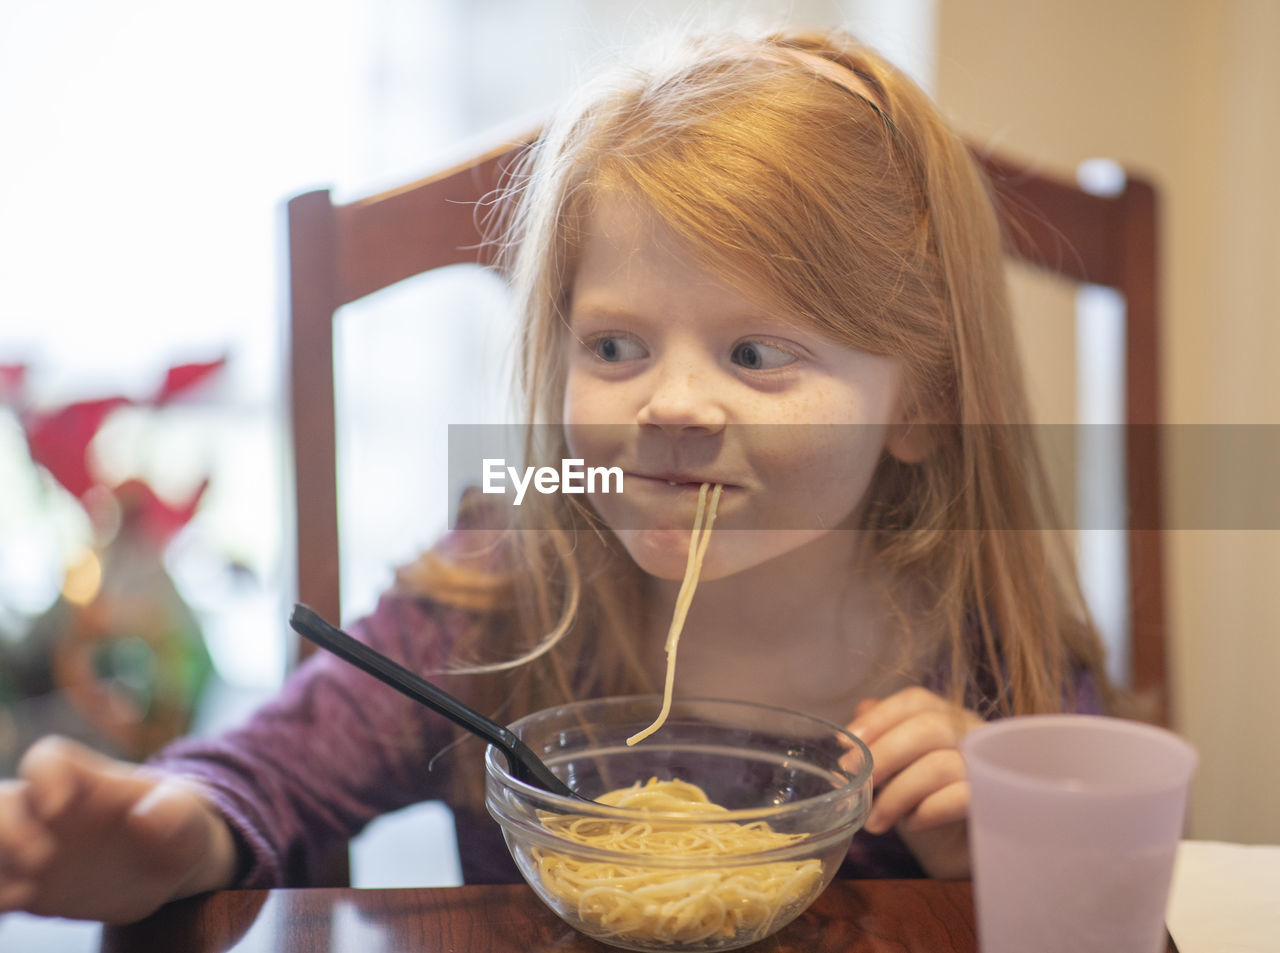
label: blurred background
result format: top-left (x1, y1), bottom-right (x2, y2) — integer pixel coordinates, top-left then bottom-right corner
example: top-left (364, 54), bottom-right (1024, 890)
top-left (0, 0), bottom-right (1276, 896)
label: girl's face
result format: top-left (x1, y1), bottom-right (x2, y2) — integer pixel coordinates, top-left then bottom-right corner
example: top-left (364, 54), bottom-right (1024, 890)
top-left (562, 194), bottom-right (913, 582)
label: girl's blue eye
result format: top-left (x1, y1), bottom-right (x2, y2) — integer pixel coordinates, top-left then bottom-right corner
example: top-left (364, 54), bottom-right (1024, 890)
top-left (731, 340), bottom-right (796, 370)
top-left (589, 334), bottom-right (646, 363)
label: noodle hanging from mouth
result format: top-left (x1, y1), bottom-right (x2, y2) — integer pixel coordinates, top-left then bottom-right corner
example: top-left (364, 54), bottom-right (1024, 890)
top-left (533, 490), bottom-right (830, 945)
top-left (627, 483), bottom-right (723, 747)
top-left (533, 777), bottom-right (824, 946)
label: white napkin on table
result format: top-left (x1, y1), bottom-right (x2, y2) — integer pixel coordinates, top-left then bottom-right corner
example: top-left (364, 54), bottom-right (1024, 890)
top-left (1167, 840), bottom-right (1280, 953)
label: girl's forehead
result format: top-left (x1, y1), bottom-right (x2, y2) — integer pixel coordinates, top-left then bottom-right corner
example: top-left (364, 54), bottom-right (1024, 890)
top-left (556, 177), bottom-right (908, 359)
top-left (569, 192), bottom-right (797, 325)
top-left (571, 190), bottom-right (786, 311)
top-left (577, 191), bottom-right (686, 263)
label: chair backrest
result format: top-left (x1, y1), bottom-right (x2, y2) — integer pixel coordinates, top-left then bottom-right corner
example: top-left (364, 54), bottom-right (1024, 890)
top-left (284, 132), bottom-right (1166, 726)
top-left (285, 131), bottom-right (527, 636)
top-left (979, 153), bottom-right (1165, 726)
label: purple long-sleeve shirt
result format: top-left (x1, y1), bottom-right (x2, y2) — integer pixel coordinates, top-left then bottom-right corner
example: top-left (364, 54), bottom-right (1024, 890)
top-left (153, 591), bottom-right (1101, 887)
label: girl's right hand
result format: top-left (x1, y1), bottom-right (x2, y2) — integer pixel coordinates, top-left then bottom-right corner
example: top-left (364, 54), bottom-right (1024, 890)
top-left (0, 735), bottom-right (237, 924)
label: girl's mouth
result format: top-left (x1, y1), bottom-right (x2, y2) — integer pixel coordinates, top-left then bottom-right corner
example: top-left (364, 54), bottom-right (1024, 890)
top-left (633, 473), bottom-right (731, 490)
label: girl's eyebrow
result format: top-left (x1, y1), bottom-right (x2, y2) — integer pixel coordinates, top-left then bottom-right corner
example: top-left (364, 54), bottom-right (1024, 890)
top-left (571, 297), bottom-right (790, 326)
top-left (566, 302), bottom-right (643, 325)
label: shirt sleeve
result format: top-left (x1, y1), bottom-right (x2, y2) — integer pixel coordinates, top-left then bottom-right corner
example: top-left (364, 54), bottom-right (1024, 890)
top-left (148, 592), bottom-right (476, 888)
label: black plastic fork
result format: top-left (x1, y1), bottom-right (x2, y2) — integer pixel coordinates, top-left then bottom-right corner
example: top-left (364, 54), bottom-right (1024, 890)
top-left (288, 603), bottom-right (589, 802)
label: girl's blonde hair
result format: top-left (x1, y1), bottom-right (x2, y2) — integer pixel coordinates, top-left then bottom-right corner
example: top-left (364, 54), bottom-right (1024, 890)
top-left (402, 27), bottom-right (1116, 763)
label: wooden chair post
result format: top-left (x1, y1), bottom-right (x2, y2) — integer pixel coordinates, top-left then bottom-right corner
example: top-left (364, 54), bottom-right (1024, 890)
top-left (287, 188), bottom-right (344, 637)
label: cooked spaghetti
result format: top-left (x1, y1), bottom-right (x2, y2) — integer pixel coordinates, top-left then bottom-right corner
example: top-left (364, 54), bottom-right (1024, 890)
top-left (533, 777), bottom-right (824, 946)
top-left (627, 483), bottom-right (723, 747)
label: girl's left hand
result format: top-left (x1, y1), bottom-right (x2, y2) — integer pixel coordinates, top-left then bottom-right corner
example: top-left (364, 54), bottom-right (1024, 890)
top-left (845, 687), bottom-right (983, 879)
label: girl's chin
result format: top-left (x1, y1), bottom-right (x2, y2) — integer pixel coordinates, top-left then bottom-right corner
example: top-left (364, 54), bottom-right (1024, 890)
top-left (614, 528), bottom-right (755, 583)
top-left (614, 528), bottom-right (707, 581)
top-left (615, 527), bottom-right (845, 583)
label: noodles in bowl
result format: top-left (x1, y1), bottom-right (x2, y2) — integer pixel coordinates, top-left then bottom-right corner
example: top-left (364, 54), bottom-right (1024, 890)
top-left (485, 697), bottom-right (873, 952)
top-left (535, 778), bottom-right (825, 945)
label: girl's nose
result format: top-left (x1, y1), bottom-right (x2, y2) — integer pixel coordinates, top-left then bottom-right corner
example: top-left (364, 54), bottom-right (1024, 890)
top-left (636, 361), bottom-right (727, 434)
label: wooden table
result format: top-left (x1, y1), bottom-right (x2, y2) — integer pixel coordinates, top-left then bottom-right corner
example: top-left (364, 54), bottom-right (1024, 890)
top-left (93, 880), bottom-right (1179, 953)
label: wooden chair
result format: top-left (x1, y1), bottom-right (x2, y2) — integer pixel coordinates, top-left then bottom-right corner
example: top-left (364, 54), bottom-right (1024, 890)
top-left (285, 128), bottom-right (1167, 757)
top-left (285, 131), bottom-right (528, 638)
top-left (979, 152), bottom-right (1165, 726)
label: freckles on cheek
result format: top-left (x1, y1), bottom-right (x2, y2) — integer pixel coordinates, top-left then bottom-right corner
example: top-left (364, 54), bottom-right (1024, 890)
top-left (769, 390), bottom-right (857, 429)
top-left (782, 387), bottom-right (866, 426)
top-left (778, 393), bottom-right (819, 424)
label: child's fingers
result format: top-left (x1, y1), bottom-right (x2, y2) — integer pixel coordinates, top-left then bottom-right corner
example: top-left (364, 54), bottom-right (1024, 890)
top-left (899, 780), bottom-right (969, 833)
top-left (862, 707), bottom-right (972, 788)
top-left (0, 779), bottom-right (29, 846)
top-left (836, 698), bottom-right (880, 752)
top-left (0, 781), bottom-right (28, 878)
top-left (0, 781), bottom-right (53, 868)
top-left (864, 749), bottom-right (966, 834)
top-left (19, 737), bottom-right (100, 822)
top-left (846, 693), bottom-right (979, 880)
top-left (19, 736), bottom-right (137, 824)
top-left (846, 686), bottom-right (955, 745)
top-left (0, 780), bottom-right (56, 912)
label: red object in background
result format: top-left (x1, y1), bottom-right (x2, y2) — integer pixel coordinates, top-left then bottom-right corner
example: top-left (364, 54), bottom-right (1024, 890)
top-left (2, 355), bottom-right (226, 526)
top-left (22, 396), bottom-right (133, 500)
top-left (153, 357), bottom-right (228, 405)
top-left (0, 363), bottom-right (25, 400)
top-left (114, 477), bottom-right (210, 549)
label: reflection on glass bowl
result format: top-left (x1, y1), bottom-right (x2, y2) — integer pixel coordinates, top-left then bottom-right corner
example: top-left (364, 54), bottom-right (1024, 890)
top-left (485, 695), bottom-right (873, 952)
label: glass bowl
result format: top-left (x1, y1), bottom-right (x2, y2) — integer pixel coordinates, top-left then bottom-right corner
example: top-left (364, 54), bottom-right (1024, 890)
top-left (485, 695), bottom-right (872, 952)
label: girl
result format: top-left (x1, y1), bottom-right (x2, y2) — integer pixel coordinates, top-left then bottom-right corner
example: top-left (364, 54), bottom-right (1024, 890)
top-left (0, 26), bottom-right (1114, 923)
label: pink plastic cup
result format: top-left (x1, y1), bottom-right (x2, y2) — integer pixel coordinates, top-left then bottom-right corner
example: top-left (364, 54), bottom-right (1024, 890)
top-left (962, 715), bottom-right (1197, 953)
